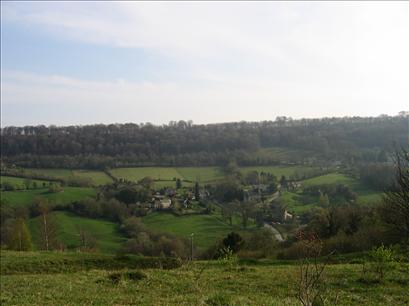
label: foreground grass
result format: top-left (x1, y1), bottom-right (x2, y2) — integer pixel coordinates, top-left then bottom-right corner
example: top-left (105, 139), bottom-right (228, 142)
top-left (0, 251), bottom-right (180, 275)
top-left (28, 211), bottom-right (126, 253)
top-left (1, 255), bottom-right (408, 305)
top-left (1, 187), bottom-right (96, 208)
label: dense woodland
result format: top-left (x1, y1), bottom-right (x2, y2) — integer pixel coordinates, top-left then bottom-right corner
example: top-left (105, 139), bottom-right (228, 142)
top-left (1, 115), bottom-right (407, 169)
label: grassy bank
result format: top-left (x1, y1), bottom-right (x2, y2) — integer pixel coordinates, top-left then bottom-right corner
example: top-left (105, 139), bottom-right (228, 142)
top-left (28, 211), bottom-right (126, 253)
top-left (0, 251), bottom-right (181, 275)
top-left (1, 256), bottom-right (408, 305)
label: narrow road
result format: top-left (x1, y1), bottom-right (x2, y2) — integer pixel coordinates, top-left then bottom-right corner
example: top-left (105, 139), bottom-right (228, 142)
top-left (263, 190), bottom-right (284, 241)
top-left (264, 222), bottom-right (284, 242)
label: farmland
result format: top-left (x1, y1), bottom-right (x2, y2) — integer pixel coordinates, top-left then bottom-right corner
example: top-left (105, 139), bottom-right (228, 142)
top-left (1, 187), bottom-right (96, 208)
top-left (301, 173), bottom-right (382, 204)
top-left (23, 169), bottom-right (112, 186)
top-left (109, 165), bottom-right (315, 184)
top-left (241, 165), bottom-right (318, 179)
top-left (28, 211), bottom-right (125, 253)
top-left (1, 176), bottom-right (50, 189)
top-left (142, 212), bottom-right (256, 250)
top-left (279, 173), bottom-right (383, 214)
top-left (110, 166), bottom-right (225, 184)
top-left (302, 172), bottom-right (356, 186)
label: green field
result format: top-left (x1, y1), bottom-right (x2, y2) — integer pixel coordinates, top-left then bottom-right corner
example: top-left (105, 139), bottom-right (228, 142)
top-left (176, 167), bottom-right (225, 182)
top-left (15, 165), bottom-right (321, 189)
top-left (110, 167), bottom-right (182, 182)
top-left (142, 212), bottom-right (255, 249)
top-left (280, 191), bottom-right (317, 214)
top-left (71, 170), bottom-right (113, 185)
top-left (1, 252), bottom-right (408, 305)
top-left (111, 166), bottom-right (318, 185)
top-left (302, 172), bottom-right (355, 186)
top-left (24, 168), bottom-right (112, 185)
top-left (240, 165), bottom-right (317, 179)
top-left (278, 173), bottom-right (383, 214)
top-left (1, 187), bottom-right (96, 208)
top-left (110, 166), bottom-right (224, 184)
top-left (28, 211), bottom-right (125, 253)
top-left (152, 180), bottom-right (194, 189)
top-left (1, 176), bottom-right (50, 189)
top-left (301, 173), bottom-right (382, 205)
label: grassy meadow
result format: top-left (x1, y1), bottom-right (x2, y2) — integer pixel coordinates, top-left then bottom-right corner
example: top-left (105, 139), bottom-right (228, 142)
top-left (23, 168), bottom-right (112, 185)
top-left (240, 165), bottom-right (317, 179)
top-left (109, 165), bottom-right (316, 185)
top-left (1, 252), bottom-right (408, 305)
top-left (278, 173), bottom-right (382, 214)
top-left (302, 173), bottom-right (382, 204)
top-left (1, 187), bottom-right (96, 208)
top-left (1, 176), bottom-right (50, 189)
top-left (142, 212), bottom-right (255, 250)
top-left (110, 166), bottom-right (225, 183)
top-left (28, 211), bottom-right (125, 253)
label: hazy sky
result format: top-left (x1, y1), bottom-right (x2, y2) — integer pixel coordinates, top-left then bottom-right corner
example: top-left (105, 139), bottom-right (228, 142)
top-left (1, 1), bottom-right (408, 126)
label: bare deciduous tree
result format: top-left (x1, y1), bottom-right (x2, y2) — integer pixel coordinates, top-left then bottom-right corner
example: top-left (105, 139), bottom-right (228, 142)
top-left (36, 201), bottom-right (59, 251)
top-left (296, 231), bottom-right (335, 306)
top-left (382, 147), bottom-right (409, 242)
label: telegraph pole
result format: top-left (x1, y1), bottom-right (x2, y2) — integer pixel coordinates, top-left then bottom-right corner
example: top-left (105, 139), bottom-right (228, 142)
top-left (190, 233), bottom-right (194, 261)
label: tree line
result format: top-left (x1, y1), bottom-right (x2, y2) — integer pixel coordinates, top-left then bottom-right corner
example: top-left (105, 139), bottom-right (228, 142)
top-left (1, 115), bottom-right (407, 168)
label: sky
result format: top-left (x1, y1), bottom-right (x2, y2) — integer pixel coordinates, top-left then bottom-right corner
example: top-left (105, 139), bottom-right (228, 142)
top-left (1, 1), bottom-right (408, 126)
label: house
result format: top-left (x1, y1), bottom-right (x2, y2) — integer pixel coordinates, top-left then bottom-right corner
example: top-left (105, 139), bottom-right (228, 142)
top-left (284, 210), bottom-right (293, 221)
top-left (160, 198), bottom-right (172, 208)
top-left (165, 188), bottom-right (176, 197)
top-left (151, 194), bottom-right (172, 210)
top-left (287, 181), bottom-right (302, 191)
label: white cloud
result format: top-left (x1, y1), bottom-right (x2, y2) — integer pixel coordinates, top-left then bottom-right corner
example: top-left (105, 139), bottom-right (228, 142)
top-left (1, 2), bottom-right (408, 125)
top-left (2, 69), bottom-right (406, 126)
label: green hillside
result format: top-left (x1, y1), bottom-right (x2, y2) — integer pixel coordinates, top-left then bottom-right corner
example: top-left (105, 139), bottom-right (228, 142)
top-left (110, 167), bottom-right (183, 182)
top-left (28, 211), bottom-right (125, 253)
top-left (279, 173), bottom-right (383, 214)
top-left (302, 173), bottom-right (355, 186)
top-left (1, 176), bottom-right (50, 189)
top-left (24, 168), bottom-right (112, 185)
top-left (240, 165), bottom-right (317, 178)
top-left (142, 212), bottom-right (254, 249)
top-left (1, 187), bottom-right (96, 208)
top-left (302, 173), bottom-right (382, 204)
top-left (175, 167), bottom-right (225, 182)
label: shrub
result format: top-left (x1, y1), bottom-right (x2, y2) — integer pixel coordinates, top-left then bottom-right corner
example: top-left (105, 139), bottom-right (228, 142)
top-left (295, 232), bottom-right (334, 306)
top-left (217, 246), bottom-right (238, 270)
top-left (222, 232), bottom-right (244, 253)
top-left (108, 270), bottom-right (146, 284)
top-left (362, 245), bottom-right (395, 282)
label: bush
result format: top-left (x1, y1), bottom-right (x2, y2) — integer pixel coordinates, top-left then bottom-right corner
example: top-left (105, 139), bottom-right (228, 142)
top-left (217, 247), bottom-right (238, 270)
top-left (367, 245), bottom-right (395, 282)
top-left (108, 270), bottom-right (146, 284)
top-left (222, 232), bottom-right (244, 253)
